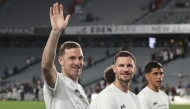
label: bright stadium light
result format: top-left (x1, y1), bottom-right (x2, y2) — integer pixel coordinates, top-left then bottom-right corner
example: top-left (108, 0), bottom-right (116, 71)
top-left (149, 37), bottom-right (156, 48)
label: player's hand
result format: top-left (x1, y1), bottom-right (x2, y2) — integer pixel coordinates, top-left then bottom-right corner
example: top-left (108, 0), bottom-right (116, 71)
top-left (49, 2), bottom-right (70, 32)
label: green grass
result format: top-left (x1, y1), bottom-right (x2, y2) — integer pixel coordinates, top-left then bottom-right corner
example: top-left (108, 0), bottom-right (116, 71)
top-left (0, 101), bottom-right (189, 109)
top-left (0, 101), bottom-right (46, 109)
top-left (170, 104), bottom-right (190, 109)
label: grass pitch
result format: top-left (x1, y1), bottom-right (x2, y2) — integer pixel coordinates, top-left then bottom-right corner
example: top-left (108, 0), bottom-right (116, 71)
top-left (0, 101), bottom-right (189, 109)
top-left (0, 101), bottom-right (46, 109)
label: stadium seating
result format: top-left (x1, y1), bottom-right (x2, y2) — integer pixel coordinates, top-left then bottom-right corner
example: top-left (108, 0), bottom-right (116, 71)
top-left (0, 48), bottom-right (43, 77)
top-left (1, 47), bottom-right (119, 85)
top-left (136, 10), bottom-right (190, 24)
top-left (136, 0), bottom-right (190, 24)
top-left (164, 56), bottom-right (190, 75)
top-left (0, 0), bottom-right (72, 27)
top-left (0, 0), bottom-right (151, 27)
top-left (68, 0), bottom-right (150, 26)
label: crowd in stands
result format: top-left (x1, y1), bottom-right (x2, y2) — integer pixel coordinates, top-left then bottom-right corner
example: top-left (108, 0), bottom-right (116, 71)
top-left (151, 47), bottom-right (184, 65)
top-left (2, 66), bottom-right (18, 79)
top-left (1, 72), bottom-right (189, 102)
top-left (175, 0), bottom-right (190, 8)
top-left (79, 13), bottom-right (99, 22)
top-left (149, 0), bottom-right (165, 12)
top-left (0, 56), bottom-right (37, 80)
top-left (0, 74), bottom-right (43, 101)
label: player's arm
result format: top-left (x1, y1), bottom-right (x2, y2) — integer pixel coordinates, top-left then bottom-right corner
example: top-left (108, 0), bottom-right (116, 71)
top-left (41, 2), bottom-right (70, 88)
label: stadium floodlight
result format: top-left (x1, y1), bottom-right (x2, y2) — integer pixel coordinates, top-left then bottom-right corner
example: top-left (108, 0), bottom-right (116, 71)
top-left (149, 37), bottom-right (156, 48)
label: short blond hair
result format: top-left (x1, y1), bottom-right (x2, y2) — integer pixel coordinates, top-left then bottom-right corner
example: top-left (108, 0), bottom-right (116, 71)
top-left (59, 41), bottom-right (81, 56)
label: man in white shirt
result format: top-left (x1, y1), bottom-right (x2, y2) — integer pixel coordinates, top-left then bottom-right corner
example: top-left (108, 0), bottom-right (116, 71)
top-left (41, 2), bottom-right (89, 109)
top-left (138, 60), bottom-right (169, 109)
top-left (90, 51), bottom-right (141, 109)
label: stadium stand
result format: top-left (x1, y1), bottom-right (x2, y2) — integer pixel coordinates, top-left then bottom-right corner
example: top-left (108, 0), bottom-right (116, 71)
top-left (0, 47), bottom-right (119, 84)
top-left (0, 0), bottom-right (72, 27)
top-left (136, 10), bottom-right (190, 24)
top-left (68, 0), bottom-right (150, 26)
top-left (0, 48), bottom-right (43, 78)
top-left (136, 0), bottom-right (190, 24)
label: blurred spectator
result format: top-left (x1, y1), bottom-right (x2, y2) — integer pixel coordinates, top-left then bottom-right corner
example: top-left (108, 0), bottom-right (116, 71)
top-left (94, 83), bottom-right (101, 93)
top-left (26, 56), bottom-right (31, 66)
top-left (133, 84), bottom-right (139, 94)
top-left (86, 87), bottom-right (93, 102)
top-left (169, 50), bottom-right (174, 61)
top-left (6, 89), bottom-right (12, 100)
top-left (79, 13), bottom-right (87, 22)
top-left (170, 86), bottom-right (177, 101)
top-left (83, 60), bottom-right (87, 68)
top-left (86, 13), bottom-right (94, 22)
top-left (8, 68), bottom-right (14, 76)
top-left (99, 79), bottom-right (106, 90)
top-left (162, 49), bottom-right (169, 64)
top-left (151, 51), bottom-right (156, 60)
top-left (177, 81), bottom-right (183, 88)
top-left (19, 84), bottom-right (25, 101)
top-left (12, 84), bottom-right (18, 100)
top-left (149, 1), bottom-right (156, 12)
top-left (141, 80), bottom-right (147, 90)
top-left (175, 1), bottom-right (189, 8)
top-left (160, 85), bottom-right (166, 93)
top-left (91, 83), bottom-right (101, 100)
top-left (3, 67), bottom-right (8, 78)
top-left (88, 56), bottom-right (92, 67)
top-left (186, 82), bottom-right (190, 95)
top-left (137, 66), bottom-right (142, 78)
top-left (79, 13), bottom-right (95, 22)
top-left (164, 83), bottom-right (170, 95)
top-left (33, 83), bottom-right (40, 101)
top-left (132, 74), bottom-right (138, 83)
top-left (30, 56), bottom-right (36, 63)
top-left (32, 74), bottom-right (37, 84)
top-left (13, 66), bottom-right (18, 74)
top-left (105, 48), bottom-right (110, 56)
top-left (178, 71), bottom-right (184, 79)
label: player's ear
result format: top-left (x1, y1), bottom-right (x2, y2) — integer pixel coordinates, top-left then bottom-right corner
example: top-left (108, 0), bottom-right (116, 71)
top-left (112, 65), bottom-right (116, 74)
top-left (145, 73), bottom-right (149, 80)
top-left (58, 56), bottom-right (64, 66)
top-left (133, 65), bottom-right (137, 74)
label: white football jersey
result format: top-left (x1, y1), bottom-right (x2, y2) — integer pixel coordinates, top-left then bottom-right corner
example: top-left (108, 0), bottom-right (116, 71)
top-left (138, 86), bottom-right (169, 109)
top-left (43, 72), bottom-right (89, 109)
top-left (90, 84), bottom-right (141, 109)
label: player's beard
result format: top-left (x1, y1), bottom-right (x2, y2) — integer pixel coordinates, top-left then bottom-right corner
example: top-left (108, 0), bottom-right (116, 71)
top-left (116, 75), bottom-right (132, 84)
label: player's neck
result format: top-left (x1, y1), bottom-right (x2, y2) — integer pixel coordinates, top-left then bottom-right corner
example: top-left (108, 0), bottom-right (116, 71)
top-left (113, 80), bottom-right (129, 92)
top-left (62, 71), bottom-right (78, 82)
top-left (147, 84), bottom-right (159, 92)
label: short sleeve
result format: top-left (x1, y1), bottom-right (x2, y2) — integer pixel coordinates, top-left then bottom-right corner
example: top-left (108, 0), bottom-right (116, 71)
top-left (43, 72), bottom-right (63, 96)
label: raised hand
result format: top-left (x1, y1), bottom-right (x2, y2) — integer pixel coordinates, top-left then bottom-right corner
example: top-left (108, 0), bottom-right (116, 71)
top-left (49, 2), bottom-right (70, 31)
